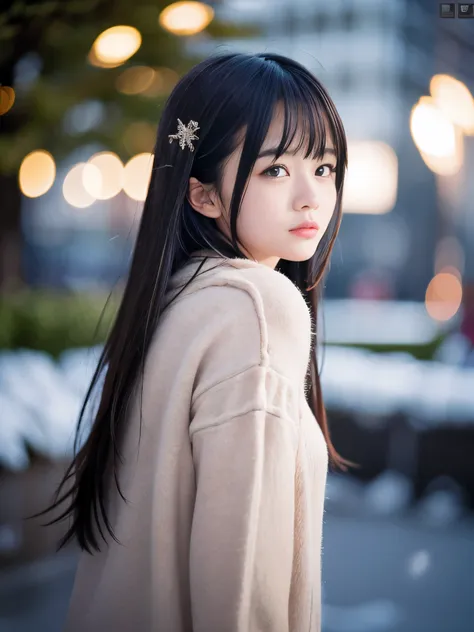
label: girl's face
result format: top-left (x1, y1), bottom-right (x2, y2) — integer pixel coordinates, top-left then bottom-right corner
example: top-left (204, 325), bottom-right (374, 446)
top-left (189, 106), bottom-right (339, 269)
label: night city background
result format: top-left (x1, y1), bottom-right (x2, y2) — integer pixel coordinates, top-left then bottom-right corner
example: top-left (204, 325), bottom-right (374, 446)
top-left (0, 1), bottom-right (473, 631)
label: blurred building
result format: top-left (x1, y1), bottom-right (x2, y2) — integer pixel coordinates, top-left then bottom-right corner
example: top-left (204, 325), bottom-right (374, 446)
top-left (190, 0), bottom-right (474, 301)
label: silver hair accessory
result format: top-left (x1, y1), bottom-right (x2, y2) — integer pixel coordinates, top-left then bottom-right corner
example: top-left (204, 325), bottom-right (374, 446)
top-left (168, 118), bottom-right (200, 152)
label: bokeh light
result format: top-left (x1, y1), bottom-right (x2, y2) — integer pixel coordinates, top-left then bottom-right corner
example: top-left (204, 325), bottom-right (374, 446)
top-left (410, 97), bottom-right (456, 158)
top-left (89, 26), bottom-right (142, 68)
top-left (430, 74), bottom-right (474, 135)
top-left (82, 163), bottom-right (102, 200)
top-left (123, 153), bottom-right (154, 201)
top-left (140, 67), bottom-right (180, 97)
top-left (83, 152), bottom-right (124, 200)
top-left (63, 163), bottom-right (96, 208)
top-left (19, 150), bottom-right (56, 198)
top-left (0, 86), bottom-right (15, 115)
top-left (116, 66), bottom-right (156, 95)
top-left (407, 550), bottom-right (431, 579)
top-left (425, 272), bottom-right (463, 322)
top-left (159, 1), bottom-right (214, 36)
top-left (343, 141), bottom-right (398, 214)
top-left (418, 138), bottom-right (464, 175)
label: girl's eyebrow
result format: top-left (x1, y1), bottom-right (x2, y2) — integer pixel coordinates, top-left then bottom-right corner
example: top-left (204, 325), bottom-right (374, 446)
top-left (257, 147), bottom-right (337, 159)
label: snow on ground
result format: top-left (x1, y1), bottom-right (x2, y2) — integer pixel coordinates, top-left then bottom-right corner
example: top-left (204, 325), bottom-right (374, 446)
top-left (1, 343), bottom-right (474, 471)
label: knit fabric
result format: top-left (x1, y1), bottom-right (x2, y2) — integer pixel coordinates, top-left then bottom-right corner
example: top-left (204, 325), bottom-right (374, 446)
top-left (64, 250), bottom-right (329, 632)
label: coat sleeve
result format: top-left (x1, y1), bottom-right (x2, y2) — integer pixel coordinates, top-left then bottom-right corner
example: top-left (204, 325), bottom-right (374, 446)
top-left (189, 363), bottom-right (301, 632)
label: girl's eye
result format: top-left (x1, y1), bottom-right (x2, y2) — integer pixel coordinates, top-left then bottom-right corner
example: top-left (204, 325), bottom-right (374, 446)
top-left (262, 163), bottom-right (337, 178)
top-left (316, 164), bottom-right (337, 177)
top-left (262, 165), bottom-right (288, 178)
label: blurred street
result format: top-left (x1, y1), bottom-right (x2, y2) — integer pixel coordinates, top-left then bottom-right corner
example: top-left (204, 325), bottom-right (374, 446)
top-left (1, 508), bottom-right (473, 632)
top-left (322, 513), bottom-right (474, 632)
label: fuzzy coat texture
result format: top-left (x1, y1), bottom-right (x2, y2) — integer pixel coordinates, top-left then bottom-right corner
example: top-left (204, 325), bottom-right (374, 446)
top-left (64, 249), bottom-right (329, 632)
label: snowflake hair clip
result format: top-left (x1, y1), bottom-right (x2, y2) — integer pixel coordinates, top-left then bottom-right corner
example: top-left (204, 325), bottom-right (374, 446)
top-left (168, 118), bottom-right (200, 152)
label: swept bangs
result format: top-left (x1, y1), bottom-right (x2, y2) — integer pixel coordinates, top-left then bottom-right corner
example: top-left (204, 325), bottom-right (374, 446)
top-left (227, 57), bottom-right (347, 246)
top-left (271, 73), bottom-right (347, 188)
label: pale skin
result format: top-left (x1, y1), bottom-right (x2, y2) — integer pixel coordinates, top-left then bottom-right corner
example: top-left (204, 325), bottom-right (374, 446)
top-left (187, 106), bottom-right (338, 270)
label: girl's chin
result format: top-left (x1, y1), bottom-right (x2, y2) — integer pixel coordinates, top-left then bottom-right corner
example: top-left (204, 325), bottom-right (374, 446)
top-left (284, 243), bottom-right (319, 262)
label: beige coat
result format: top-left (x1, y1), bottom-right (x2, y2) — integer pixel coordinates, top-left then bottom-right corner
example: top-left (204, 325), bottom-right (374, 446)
top-left (64, 250), bottom-right (328, 632)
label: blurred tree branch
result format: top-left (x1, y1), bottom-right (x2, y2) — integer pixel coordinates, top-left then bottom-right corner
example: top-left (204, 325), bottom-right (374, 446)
top-left (0, 0), bottom-right (260, 288)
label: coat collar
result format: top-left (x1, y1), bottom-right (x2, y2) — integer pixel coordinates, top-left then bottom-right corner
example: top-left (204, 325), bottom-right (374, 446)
top-left (166, 249), bottom-right (263, 292)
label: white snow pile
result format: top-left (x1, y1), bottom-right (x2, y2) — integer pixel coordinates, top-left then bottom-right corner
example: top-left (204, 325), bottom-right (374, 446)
top-left (0, 346), bottom-right (103, 471)
top-left (0, 342), bottom-right (473, 470)
top-left (320, 346), bottom-right (474, 425)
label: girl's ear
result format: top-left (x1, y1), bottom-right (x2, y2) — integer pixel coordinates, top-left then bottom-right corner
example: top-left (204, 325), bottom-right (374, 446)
top-left (187, 177), bottom-right (222, 219)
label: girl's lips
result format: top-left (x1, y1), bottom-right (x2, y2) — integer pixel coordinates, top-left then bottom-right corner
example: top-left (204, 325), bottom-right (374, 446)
top-left (290, 227), bottom-right (319, 238)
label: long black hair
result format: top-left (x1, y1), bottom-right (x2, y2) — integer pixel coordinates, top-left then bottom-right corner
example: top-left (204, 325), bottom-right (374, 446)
top-left (33, 51), bottom-right (358, 554)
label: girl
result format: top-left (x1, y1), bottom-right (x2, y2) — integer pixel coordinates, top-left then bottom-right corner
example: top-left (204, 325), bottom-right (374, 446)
top-left (40, 51), bottom-right (356, 631)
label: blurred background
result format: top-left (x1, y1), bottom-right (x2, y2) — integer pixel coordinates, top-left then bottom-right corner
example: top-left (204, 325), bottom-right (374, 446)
top-left (1, 0), bottom-right (473, 630)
